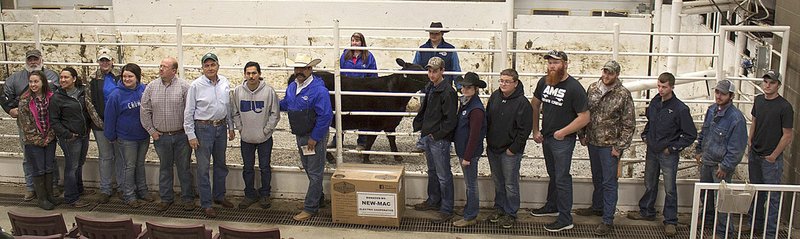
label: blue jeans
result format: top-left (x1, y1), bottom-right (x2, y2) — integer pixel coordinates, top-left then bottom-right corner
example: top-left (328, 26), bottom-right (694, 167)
top-left (588, 145), bottom-right (620, 225)
top-left (639, 149), bottom-right (679, 225)
top-left (154, 133), bottom-right (194, 203)
top-left (488, 151), bottom-right (522, 218)
top-left (241, 138), bottom-right (273, 199)
top-left (58, 135), bottom-right (89, 204)
top-left (194, 124), bottom-right (229, 209)
top-left (295, 134), bottom-right (327, 213)
top-left (419, 135), bottom-right (454, 215)
top-left (19, 128), bottom-right (59, 191)
top-left (460, 156), bottom-right (480, 220)
top-left (699, 164), bottom-right (735, 238)
top-left (93, 130), bottom-right (120, 195)
top-left (542, 135), bottom-right (576, 224)
top-left (24, 141), bottom-right (57, 176)
top-left (748, 149), bottom-right (782, 238)
top-left (117, 139), bottom-right (149, 203)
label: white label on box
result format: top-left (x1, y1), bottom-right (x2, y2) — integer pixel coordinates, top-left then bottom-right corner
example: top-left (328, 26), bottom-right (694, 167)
top-left (356, 192), bottom-right (397, 218)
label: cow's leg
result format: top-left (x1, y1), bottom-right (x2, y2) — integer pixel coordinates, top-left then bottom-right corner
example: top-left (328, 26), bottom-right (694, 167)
top-left (361, 135), bottom-right (378, 164)
top-left (387, 131), bottom-right (403, 162)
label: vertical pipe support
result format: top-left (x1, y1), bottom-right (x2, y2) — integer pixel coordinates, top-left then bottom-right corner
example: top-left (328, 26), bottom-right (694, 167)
top-left (176, 17), bottom-right (185, 79)
top-left (667, 0), bottom-right (682, 73)
top-left (33, 15), bottom-right (41, 51)
top-left (653, 0), bottom-right (664, 51)
top-left (717, 27), bottom-right (727, 83)
top-left (613, 23), bottom-right (620, 61)
top-left (333, 19), bottom-right (343, 164)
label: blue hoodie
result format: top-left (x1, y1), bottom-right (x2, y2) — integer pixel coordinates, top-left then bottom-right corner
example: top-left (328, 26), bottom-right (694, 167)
top-left (279, 75), bottom-right (332, 142)
top-left (104, 82), bottom-right (148, 141)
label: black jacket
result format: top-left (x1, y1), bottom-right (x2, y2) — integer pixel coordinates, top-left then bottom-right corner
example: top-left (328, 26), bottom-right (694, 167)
top-left (49, 85), bottom-right (101, 140)
top-left (642, 94), bottom-right (697, 154)
top-left (486, 82), bottom-right (533, 154)
top-left (87, 68), bottom-right (120, 130)
top-left (413, 79), bottom-right (458, 141)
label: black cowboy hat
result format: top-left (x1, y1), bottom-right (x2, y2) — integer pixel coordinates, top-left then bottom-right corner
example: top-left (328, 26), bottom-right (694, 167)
top-left (456, 72), bottom-right (487, 88)
top-left (426, 22), bottom-right (450, 33)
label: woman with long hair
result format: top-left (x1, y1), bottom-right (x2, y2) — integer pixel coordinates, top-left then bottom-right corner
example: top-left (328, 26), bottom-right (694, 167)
top-left (49, 67), bottom-right (103, 208)
top-left (340, 32), bottom-right (378, 78)
top-left (18, 71), bottom-right (59, 210)
top-left (104, 63), bottom-right (152, 208)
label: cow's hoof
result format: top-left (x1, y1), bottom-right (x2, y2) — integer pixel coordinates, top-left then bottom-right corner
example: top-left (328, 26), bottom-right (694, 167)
top-left (394, 156), bottom-right (404, 162)
top-left (326, 153), bottom-right (336, 164)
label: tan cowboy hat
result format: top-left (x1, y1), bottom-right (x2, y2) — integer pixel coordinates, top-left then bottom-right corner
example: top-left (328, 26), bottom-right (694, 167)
top-left (285, 53), bottom-right (321, 68)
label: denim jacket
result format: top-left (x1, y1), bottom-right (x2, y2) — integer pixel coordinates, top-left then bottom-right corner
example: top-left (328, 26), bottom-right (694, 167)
top-left (695, 103), bottom-right (748, 173)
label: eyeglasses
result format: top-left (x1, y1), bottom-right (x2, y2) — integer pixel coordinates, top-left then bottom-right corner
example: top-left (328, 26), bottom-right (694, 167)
top-left (498, 80), bottom-right (516, 85)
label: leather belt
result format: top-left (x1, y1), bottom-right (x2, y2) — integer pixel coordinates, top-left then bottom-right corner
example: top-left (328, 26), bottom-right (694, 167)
top-left (195, 119), bottom-right (225, 126)
top-left (158, 129), bottom-right (185, 136)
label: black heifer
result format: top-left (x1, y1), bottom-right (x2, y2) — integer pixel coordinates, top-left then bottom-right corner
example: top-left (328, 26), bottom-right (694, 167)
top-left (288, 59), bottom-right (428, 163)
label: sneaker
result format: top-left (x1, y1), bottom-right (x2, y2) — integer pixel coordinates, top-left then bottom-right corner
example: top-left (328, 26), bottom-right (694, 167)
top-left (97, 193), bottom-right (111, 204)
top-left (293, 210), bottom-right (314, 221)
top-left (81, 189), bottom-right (96, 196)
top-left (238, 197), bottom-right (258, 209)
top-left (530, 206), bottom-right (559, 217)
top-left (431, 212), bottom-right (453, 224)
top-left (664, 224), bottom-right (677, 236)
top-left (70, 199), bottom-right (91, 208)
top-left (156, 201), bottom-right (172, 212)
top-left (413, 202), bottom-right (439, 211)
top-left (575, 207), bottom-right (603, 217)
top-left (453, 218), bottom-right (477, 227)
top-left (626, 212), bottom-right (656, 221)
top-left (126, 199), bottom-right (145, 208)
top-left (545, 221), bottom-right (574, 232)
top-left (595, 223), bottom-right (612, 236)
top-left (487, 210), bottom-right (504, 223)
top-left (499, 215), bottom-right (516, 229)
top-left (259, 197), bottom-right (272, 209)
top-left (23, 191), bottom-right (36, 201)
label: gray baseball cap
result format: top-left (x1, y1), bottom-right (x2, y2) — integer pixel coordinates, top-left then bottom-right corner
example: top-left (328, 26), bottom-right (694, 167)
top-left (543, 50), bottom-right (568, 61)
top-left (763, 70), bottom-right (781, 82)
top-left (714, 80), bottom-right (736, 94)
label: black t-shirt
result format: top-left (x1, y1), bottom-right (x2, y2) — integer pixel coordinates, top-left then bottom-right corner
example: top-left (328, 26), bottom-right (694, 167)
top-left (533, 75), bottom-right (589, 137)
top-left (751, 94), bottom-right (794, 155)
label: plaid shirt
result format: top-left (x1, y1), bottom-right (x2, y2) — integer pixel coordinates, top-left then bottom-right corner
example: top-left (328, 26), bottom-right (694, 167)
top-left (33, 96), bottom-right (49, 134)
top-left (140, 77), bottom-right (190, 134)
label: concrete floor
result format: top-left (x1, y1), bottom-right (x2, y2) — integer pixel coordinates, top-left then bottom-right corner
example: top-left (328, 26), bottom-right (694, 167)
top-left (0, 183), bottom-right (690, 239)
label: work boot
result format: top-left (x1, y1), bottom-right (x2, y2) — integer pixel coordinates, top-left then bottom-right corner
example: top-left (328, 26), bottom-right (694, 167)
top-left (23, 191), bottom-right (35, 201)
top-left (260, 197), bottom-right (272, 209)
top-left (664, 224), bottom-right (677, 236)
top-left (33, 176), bottom-right (54, 210)
top-left (575, 207), bottom-right (603, 216)
top-left (43, 173), bottom-right (61, 206)
top-left (238, 197), bottom-right (258, 209)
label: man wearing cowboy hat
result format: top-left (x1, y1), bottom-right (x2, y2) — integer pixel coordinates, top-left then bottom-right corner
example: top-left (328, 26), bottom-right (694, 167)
top-left (279, 53), bottom-right (333, 222)
top-left (183, 52), bottom-right (236, 218)
top-left (485, 68), bottom-right (533, 229)
top-left (413, 21), bottom-right (462, 89)
top-left (2, 48), bottom-right (60, 202)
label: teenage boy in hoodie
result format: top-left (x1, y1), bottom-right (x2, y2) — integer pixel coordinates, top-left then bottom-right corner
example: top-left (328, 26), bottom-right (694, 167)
top-left (485, 68), bottom-right (533, 229)
top-left (280, 53), bottom-right (332, 222)
top-left (231, 62), bottom-right (280, 209)
top-left (104, 63), bottom-right (152, 208)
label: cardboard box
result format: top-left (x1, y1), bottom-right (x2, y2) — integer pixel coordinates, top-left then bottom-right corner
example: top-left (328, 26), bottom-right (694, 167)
top-left (331, 163), bottom-right (405, 227)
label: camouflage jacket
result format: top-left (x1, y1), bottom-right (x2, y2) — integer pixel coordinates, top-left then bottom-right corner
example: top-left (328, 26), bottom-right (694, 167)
top-left (17, 91), bottom-right (56, 147)
top-left (578, 79), bottom-right (636, 150)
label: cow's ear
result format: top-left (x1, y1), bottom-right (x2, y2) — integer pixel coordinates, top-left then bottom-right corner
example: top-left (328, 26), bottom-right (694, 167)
top-left (396, 58), bottom-right (406, 67)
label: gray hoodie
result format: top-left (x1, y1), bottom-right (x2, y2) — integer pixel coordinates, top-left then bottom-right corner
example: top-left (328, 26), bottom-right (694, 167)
top-left (231, 79), bottom-right (280, 144)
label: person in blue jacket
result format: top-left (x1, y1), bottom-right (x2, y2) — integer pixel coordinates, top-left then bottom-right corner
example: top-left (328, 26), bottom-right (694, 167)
top-left (280, 53), bottom-right (333, 222)
top-left (413, 22), bottom-right (462, 89)
top-left (104, 63), bottom-right (152, 208)
top-left (340, 32), bottom-right (378, 78)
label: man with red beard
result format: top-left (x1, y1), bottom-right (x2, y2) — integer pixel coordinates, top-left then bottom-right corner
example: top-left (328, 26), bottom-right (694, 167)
top-left (529, 50), bottom-right (590, 232)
